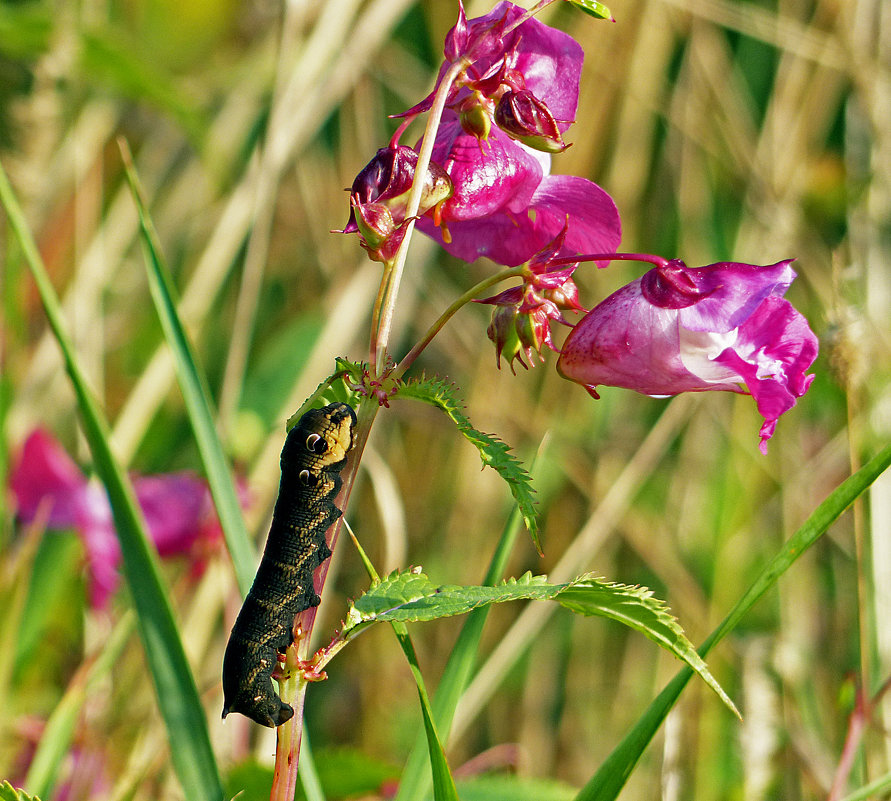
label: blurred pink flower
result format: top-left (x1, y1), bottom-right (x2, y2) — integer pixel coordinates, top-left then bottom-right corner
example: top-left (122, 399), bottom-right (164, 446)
top-left (9, 429), bottom-right (227, 608)
top-left (557, 258), bottom-right (818, 452)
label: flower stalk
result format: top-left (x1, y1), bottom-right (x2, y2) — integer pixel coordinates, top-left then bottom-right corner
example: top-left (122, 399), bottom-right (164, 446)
top-left (373, 58), bottom-right (469, 374)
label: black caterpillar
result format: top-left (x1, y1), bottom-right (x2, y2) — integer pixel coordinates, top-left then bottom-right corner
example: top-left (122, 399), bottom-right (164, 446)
top-left (222, 402), bottom-right (356, 727)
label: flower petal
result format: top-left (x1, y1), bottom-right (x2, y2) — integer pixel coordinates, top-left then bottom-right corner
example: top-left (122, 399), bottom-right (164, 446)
top-left (134, 472), bottom-right (214, 557)
top-left (10, 429), bottom-right (87, 529)
top-left (711, 295), bottom-right (818, 452)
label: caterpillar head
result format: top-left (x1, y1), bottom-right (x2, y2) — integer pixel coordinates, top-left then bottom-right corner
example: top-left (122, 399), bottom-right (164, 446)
top-left (222, 678), bottom-right (295, 728)
top-left (283, 402), bottom-right (357, 471)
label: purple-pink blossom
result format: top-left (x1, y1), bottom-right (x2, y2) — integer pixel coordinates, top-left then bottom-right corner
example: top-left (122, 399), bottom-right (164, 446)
top-left (557, 258), bottom-right (818, 452)
top-left (9, 428), bottom-right (228, 608)
top-left (417, 121), bottom-right (620, 266)
top-left (397, 1), bottom-right (621, 266)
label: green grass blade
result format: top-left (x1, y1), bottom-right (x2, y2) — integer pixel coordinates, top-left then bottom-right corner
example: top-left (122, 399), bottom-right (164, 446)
top-left (390, 622), bottom-right (460, 801)
top-left (839, 770), bottom-right (891, 801)
top-left (120, 142), bottom-right (256, 597)
top-left (394, 506), bottom-right (524, 801)
top-left (574, 443), bottom-right (891, 801)
top-left (0, 159), bottom-right (225, 801)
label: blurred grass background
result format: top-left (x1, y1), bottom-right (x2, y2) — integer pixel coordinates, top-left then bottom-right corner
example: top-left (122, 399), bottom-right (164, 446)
top-left (1, 0), bottom-right (889, 799)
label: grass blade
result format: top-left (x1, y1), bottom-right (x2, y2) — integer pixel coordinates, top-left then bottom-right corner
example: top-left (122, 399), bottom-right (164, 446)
top-left (395, 454), bottom-right (537, 801)
top-left (391, 622), bottom-right (460, 801)
top-left (119, 140), bottom-right (256, 597)
top-left (574, 443), bottom-right (891, 801)
top-left (0, 158), bottom-right (225, 801)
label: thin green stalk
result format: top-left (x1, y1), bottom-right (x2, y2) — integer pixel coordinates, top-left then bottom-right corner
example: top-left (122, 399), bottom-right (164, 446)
top-left (575, 443), bottom-right (891, 801)
top-left (0, 157), bottom-right (225, 801)
top-left (392, 265), bottom-right (524, 381)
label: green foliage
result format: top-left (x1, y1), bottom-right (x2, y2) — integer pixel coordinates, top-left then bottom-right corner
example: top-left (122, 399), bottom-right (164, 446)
top-left (0, 780), bottom-right (41, 801)
top-left (343, 570), bottom-right (736, 716)
top-left (397, 375), bottom-right (540, 551)
top-left (0, 162), bottom-right (225, 801)
top-left (567, 0), bottom-right (613, 21)
top-left (454, 774), bottom-right (578, 801)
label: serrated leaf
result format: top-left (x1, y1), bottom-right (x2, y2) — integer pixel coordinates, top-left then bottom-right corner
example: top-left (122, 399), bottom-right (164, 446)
top-left (397, 375), bottom-right (540, 551)
top-left (0, 780), bottom-right (41, 801)
top-left (556, 581), bottom-right (737, 717)
top-left (343, 570), bottom-right (736, 715)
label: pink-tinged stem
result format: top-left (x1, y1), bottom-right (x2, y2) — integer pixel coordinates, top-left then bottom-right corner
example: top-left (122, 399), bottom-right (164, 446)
top-left (272, 399), bottom-right (379, 798)
top-left (547, 251), bottom-right (670, 269)
top-left (507, 0), bottom-right (558, 33)
top-left (373, 57), bottom-right (469, 373)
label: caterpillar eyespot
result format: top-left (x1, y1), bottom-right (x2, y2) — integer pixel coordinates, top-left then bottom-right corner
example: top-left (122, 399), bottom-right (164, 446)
top-left (305, 433), bottom-right (323, 452)
top-left (221, 402), bottom-right (356, 728)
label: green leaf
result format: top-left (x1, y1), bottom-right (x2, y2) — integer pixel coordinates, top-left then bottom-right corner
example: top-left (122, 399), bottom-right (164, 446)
top-left (567, 0), bottom-right (614, 21)
top-left (575, 443), bottom-right (891, 801)
top-left (0, 780), bottom-right (41, 801)
top-left (121, 145), bottom-right (257, 599)
top-left (343, 570), bottom-right (736, 715)
top-left (454, 774), bottom-right (577, 801)
top-left (397, 375), bottom-right (540, 551)
top-left (0, 159), bottom-right (225, 801)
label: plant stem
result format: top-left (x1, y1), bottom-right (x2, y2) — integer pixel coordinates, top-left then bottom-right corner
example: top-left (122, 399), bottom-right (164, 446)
top-left (547, 251), bottom-right (670, 270)
top-left (373, 58), bottom-right (468, 373)
top-left (392, 265), bottom-right (524, 381)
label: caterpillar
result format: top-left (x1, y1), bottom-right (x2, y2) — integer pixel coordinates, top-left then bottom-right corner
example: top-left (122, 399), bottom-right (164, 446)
top-left (222, 402), bottom-right (356, 727)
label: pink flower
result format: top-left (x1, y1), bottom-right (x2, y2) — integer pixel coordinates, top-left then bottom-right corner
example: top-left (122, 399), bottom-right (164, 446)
top-left (557, 259), bottom-right (818, 452)
top-left (417, 121), bottom-right (620, 266)
top-left (9, 429), bottom-right (227, 608)
top-left (397, 1), bottom-right (621, 266)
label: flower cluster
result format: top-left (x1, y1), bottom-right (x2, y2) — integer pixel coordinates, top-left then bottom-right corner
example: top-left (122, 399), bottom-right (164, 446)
top-left (342, 0), bottom-right (818, 451)
top-left (343, 0), bottom-right (621, 269)
top-left (9, 429), bottom-right (231, 609)
top-left (477, 223), bottom-right (586, 370)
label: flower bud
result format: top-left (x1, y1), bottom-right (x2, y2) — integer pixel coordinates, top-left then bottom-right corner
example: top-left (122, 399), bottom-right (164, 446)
top-left (340, 145), bottom-right (453, 262)
top-left (457, 93), bottom-right (494, 141)
top-left (487, 303), bottom-right (527, 371)
top-left (494, 90), bottom-right (568, 154)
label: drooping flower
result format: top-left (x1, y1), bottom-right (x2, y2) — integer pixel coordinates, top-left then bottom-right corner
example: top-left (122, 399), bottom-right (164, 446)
top-left (400, 1), bottom-right (584, 149)
top-left (393, 1), bottom-right (621, 266)
top-left (9, 429), bottom-right (229, 608)
top-left (556, 258), bottom-right (819, 452)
